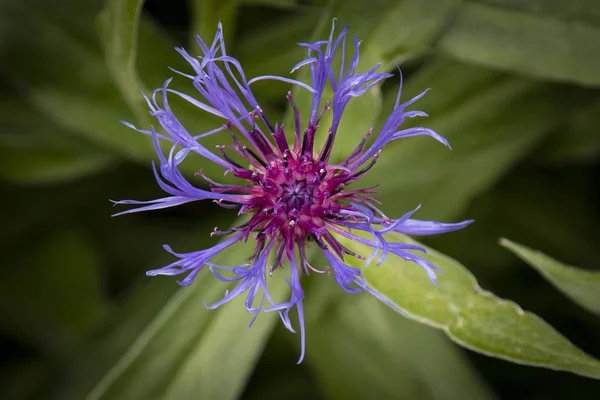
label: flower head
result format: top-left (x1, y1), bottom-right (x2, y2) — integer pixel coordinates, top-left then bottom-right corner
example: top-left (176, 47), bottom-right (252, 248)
top-left (113, 21), bottom-right (472, 362)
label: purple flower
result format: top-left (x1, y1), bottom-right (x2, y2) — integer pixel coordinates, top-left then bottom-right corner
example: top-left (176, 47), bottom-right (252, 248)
top-left (113, 21), bottom-right (473, 363)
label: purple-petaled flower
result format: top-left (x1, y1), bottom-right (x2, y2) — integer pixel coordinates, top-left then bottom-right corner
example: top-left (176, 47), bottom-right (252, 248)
top-left (113, 21), bottom-right (473, 363)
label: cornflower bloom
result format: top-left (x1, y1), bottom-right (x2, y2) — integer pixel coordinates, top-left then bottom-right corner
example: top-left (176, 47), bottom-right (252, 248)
top-left (114, 21), bottom-right (472, 362)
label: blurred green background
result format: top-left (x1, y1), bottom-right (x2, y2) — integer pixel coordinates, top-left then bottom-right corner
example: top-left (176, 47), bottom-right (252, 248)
top-left (1, 0), bottom-right (600, 399)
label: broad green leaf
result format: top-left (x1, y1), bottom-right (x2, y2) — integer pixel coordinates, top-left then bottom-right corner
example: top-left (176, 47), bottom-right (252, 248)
top-left (439, 2), bottom-right (600, 86)
top-left (501, 239), bottom-right (600, 316)
top-left (364, 58), bottom-right (595, 220)
top-left (305, 281), bottom-right (495, 400)
top-left (339, 231), bottom-right (600, 379)
top-left (98, 0), bottom-right (149, 124)
top-left (0, 99), bottom-right (113, 184)
top-left (533, 101), bottom-right (600, 165)
top-left (0, 230), bottom-right (106, 359)
top-left (65, 234), bottom-right (290, 400)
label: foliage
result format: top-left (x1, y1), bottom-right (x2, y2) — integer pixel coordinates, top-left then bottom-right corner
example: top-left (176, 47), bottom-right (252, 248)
top-left (0, 0), bottom-right (599, 399)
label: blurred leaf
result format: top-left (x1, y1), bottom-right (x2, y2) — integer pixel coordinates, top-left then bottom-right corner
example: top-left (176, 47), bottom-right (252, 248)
top-left (0, 0), bottom-right (152, 160)
top-left (321, 0), bottom-right (461, 64)
top-left (0, 230), bottom-right (106, 358)
top-left (0, 99), bottom-right (113, 184)
top-left (67, 236), bottom-right (288, 400)
top-left (365, 58), bottom-right (594, 220)
top-left (439, 2), bottom-right (600, 86)
top-left (0, 0), bottom-right (248, 181)
top-left (306, 283), bottom-right (495, 400)
top-left (501, 239), bottom-right (600, 316)
top-left (427, 168), bottom-right (600, 277)
top-left (98, 0), bottom-right (149, 123)
top-left (243, 0), bottom-right (296, 7)
top-left (474, 0), bottom-right (600, 26)
top-left (533, 101), bottom-right (600, 165)
top-left (339, 231), bottom-right (600, 379)
top-left (190, 0), bottom-right (239, 48)
top-left (237, 10), bottom-right (319, 101)
top-left (361, 0), bottom-right (462, 66)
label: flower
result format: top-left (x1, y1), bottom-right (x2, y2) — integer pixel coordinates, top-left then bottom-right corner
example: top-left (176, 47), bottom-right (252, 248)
top-left (113, 21), bottom-right (473, 363)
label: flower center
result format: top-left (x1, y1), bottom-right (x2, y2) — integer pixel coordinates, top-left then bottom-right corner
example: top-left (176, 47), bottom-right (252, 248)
top-left (281, 181), bottom-right (309, 211)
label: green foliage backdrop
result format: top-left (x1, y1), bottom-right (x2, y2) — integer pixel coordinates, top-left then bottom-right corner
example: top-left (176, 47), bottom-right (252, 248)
top-left (0, 0), bottom-right (599, 399)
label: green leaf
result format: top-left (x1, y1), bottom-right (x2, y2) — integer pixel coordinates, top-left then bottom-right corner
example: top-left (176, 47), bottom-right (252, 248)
top-left (365, 58), bottom-right (594, 220)
top-left (473, 0), bottom-right (600, 26)
top-left (98, 0), bottom-right (149, 124)
top-left (500, 239), bottom-right (600, 317)
top-left (189, 0), bottom-right (239, 49)
top-left (0, 0), bottom-right (153, 160)
top-left (533, 101), bottom-right (600, 165)
top-left (306, 281), bottom-right (495, 400)
top-left (0, 230), bottom-right (107, 359)
top-left (339, 231), bottom-right (600, 379)
top-left (360, 0), bottom-right (463, 66)
top-left (0, 99), bottom-right (113, 184)
top-left (318, 0), bottom-right (461, 65)
top-left (65, 235), bottom-right (290, 400)
top-left (439, 2), bottom-right (600, 86)
top-left (236, 10), bottom-right (319, 101)
top-left (242, 0), bottom-right (296, 7)
top-left (0, 0), bottom-right (243, 180)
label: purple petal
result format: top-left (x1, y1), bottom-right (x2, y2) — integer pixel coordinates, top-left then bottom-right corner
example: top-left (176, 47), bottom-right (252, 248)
top-left (392, 219), bottom-right (474, 236)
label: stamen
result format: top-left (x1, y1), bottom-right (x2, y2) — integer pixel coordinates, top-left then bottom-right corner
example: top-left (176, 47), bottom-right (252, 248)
top-left (286, 91), bottom-right (302, 150)
top-left (350, 149), bottom-right (381, 179)
top-left (216, 145), bottom-right (245, 169)
top-left (255, 105), bottom-right (275, 133)
top-left (242, 145), bottom-right (267, 168)
top-left (343, 127), bottom-right (373, 165)
top-left (318, 128), bottom-right (335, 162)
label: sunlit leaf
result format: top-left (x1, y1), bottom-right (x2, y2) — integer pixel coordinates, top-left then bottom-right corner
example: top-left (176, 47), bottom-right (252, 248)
top-left (501, 239), bottom-right (600, 316)
top-left (339, 231), bottom-right (600, 379)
